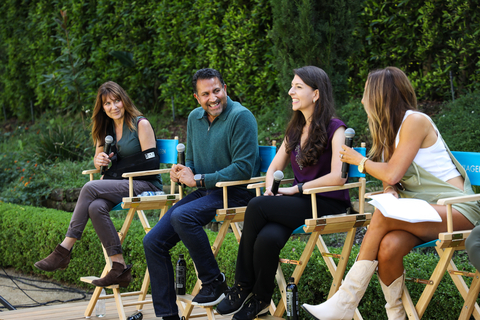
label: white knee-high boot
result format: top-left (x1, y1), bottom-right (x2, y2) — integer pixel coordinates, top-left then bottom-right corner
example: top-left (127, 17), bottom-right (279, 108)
top-left (302, 260), bottom-right (378, 320)
top-left (379, 272), bottom-right (406, 320)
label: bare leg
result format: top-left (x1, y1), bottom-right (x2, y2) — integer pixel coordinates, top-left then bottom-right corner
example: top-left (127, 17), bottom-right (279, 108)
top-left (60, 237), bottom-right (77, 250)
top-left (377, 230), bottom-right (422, 285)
top-left (358, 205), bottom-right (473, 262)
top-left (111, 254), bottom-right (126, 268)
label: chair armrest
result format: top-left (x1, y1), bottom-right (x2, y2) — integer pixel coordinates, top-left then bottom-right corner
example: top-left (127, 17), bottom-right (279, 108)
top-left (437, 194), bottom-right (480, 206)
top-left (303, 181), bottom-right (364, 195)
top-left (215, 176), bottom-right (267, 187)
top-left (246, 178), bottom-right (295, 189)
top-left (437, 194), bottom-right (480, 233)
top-left (122, 168), bottom-right (170, 178)
top-left (365, 190), bottom-right (384, 198)
top-left (82, 168), bottom-right (100, 175)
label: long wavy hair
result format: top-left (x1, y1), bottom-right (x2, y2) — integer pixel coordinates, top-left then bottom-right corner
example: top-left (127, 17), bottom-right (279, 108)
top-left (364, 67), bottom-right (417, 162)
top-left (91, 81), bottom-right (142, 146)
top-left (284, 66), bottom-right (337, 167)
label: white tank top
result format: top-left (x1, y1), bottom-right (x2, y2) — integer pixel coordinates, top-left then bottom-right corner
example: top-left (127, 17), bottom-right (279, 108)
top-left (395, 110), bottom-right (460, 182)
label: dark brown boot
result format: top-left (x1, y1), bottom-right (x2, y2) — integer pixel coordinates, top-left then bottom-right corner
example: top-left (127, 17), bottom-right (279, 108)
top-left (92, 262), bottom-right (132, 288)
top-left (34, 244), bottom-right (71, 272)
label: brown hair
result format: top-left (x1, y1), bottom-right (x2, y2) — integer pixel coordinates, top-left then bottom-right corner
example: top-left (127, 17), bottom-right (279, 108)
top-left (284, 66), bottom-right (337, 167)
top-left (91, 81), bottom-right (142, 146)
top-left (364, 67), bottom-right (417, 161)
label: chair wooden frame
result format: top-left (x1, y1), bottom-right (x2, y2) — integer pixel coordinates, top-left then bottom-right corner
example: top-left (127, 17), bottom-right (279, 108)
top-left (247, 145), bottom-right (370, 319)
top-left (366, 151), bottom-right (480, 320)
top-left (177, 143), bottom-right (278, 320)
top-left (80, 138), bottom-right (183, 320)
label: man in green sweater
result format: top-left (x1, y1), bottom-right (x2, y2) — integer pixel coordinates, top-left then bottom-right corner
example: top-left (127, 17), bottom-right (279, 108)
top-left (144, 68), bottom-right (260, 320)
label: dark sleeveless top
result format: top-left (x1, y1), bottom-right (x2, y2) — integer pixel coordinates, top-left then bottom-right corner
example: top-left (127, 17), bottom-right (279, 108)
top-left (290, 118), bottom-right (350, 207)
top-left (112, 117), bottom-right (162, 189)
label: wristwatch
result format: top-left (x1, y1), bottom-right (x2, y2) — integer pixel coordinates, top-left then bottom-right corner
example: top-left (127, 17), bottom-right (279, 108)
top-left (297, 183), bottom-right (304, 195)
top-left (194, 174), bottom-right (204, 188)
top-left (358, 157), bottom-right (369, 174)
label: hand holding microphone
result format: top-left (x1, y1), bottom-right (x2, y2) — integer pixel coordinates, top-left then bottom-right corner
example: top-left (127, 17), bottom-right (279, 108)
top-left (176, 143), bottom-right (186, 187)
top-left (271, 170), bottom-right (284, 195)
top-left (341, 128), bottom-right (355, 178)
top-left (101, 135), bottom-right (114, 174)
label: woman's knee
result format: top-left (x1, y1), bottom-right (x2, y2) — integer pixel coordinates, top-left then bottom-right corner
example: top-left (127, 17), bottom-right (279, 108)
top-left (377, 233), bottom-right (407, 264)
top-left (87, 199), bottom-right (111, 218)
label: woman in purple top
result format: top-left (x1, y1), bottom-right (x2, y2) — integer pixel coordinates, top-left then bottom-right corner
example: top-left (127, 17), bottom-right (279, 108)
top-left (216, 66), bottom-right (350, 320)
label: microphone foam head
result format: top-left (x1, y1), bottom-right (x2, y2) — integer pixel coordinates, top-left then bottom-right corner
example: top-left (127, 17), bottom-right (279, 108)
top-left (273, 170), bottom-right (284, 180)
top-left (345, 128), bottom-right (355, 138)
top-left (176, 143), bottom-right (185, 153)
top-left (105, 135), bottom-right (114, 144)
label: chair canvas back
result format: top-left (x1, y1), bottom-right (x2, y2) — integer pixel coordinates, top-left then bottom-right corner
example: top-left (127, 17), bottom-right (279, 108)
top-left (348, 147), bottom-right (366, 178)
top-left (451, 151), bottom-right (480, 187)
top-left (259, 145), bottom-right (277, 173)
top-left (157, 139), bottom-right (179, 165)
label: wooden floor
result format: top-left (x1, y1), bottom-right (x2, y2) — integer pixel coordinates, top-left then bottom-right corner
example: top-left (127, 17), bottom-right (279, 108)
top-left (0, 294), bottom-right (233, 320)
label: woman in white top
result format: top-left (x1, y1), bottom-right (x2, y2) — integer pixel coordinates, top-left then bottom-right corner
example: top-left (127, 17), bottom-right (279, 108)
top-left (303, 67), bottom-right (480, 320)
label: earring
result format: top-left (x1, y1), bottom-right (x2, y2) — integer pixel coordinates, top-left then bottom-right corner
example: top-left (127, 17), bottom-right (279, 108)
top-left (313, 99), bottom-right (316, 104)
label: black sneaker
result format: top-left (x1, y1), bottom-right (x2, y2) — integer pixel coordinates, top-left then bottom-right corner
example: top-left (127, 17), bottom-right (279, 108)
top-left (216, 283), bottom-right (253, 316)
top-left (233, 295), bottom-right (269, 320)
top-left (192, 273), bottom-right (228, 306)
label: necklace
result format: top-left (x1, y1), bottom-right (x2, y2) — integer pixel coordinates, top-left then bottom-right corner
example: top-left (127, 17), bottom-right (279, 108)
top-left (295, 144), bottom-right (303, 170)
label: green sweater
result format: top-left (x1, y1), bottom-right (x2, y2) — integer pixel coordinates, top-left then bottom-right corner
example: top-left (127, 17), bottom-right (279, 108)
top-left (186, 96), bottom-right (260, 189)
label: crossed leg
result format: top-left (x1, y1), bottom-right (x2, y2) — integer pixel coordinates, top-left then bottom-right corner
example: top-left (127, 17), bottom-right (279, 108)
top-left (358, 205), bottom-right (474, 285)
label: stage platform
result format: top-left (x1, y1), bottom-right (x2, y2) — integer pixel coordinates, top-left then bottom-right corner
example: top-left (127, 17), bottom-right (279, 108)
top-left (0, 294), bottom-right (235, 320)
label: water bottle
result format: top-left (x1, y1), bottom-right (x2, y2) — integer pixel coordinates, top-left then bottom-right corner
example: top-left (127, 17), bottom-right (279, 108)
top-left (137, 191), bottom-right (165, 197)
top-left (176, 254), bottom-right (186, 295)
top-left (95, 288), bottom-right (106, 317)
top-left (286, 277), bottom-right (299, 320)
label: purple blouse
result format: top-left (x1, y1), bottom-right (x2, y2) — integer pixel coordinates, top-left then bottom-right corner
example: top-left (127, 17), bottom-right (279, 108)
top-left (290, 118), bottom-right (350, 206)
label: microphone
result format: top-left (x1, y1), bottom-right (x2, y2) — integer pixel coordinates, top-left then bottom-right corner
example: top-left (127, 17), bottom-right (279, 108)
top-left (176, 143), bottom-right (185, 166)
top-left (102, 135), bottom-right (114, 174)
top-left (176, 143), bottom-right (186, 188)
top-left (271, 170), bottom-right (284, 195)
top-left (341, 128), bottom-right (355, 179)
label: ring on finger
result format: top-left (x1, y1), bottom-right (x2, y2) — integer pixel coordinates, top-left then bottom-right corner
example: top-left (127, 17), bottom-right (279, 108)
top-left (340, 154), bottom-right (344, 159)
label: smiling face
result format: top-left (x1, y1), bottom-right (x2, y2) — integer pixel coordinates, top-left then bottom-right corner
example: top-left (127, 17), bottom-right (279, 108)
top-left (194, 77), bottom-right (228, 122)
top-left (102, 94), bottom-right (125, 121)
top-left (288, 75), bottom-right (318, 113)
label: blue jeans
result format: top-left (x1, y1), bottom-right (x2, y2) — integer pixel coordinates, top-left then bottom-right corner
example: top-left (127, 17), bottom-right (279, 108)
top-left (143, 187), bottom-right (254, 317)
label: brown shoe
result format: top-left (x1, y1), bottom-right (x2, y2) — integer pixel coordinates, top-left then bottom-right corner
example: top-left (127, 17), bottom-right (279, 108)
top-left (92, 262), bottom-right (132, 288)
top-left (34, 244), bottom-right (71, 272)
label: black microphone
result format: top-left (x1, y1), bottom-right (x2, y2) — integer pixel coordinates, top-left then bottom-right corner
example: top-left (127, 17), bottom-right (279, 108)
top-left (176, 143), bottom-right (185, 166)
top-left (176, 143), bottom-right (186, 188)
top-left (341, 128), bottom-right (355, 178)
top-left (102, 135), bottom-right (114, 174)
top-left (271, 170), bottom-right (284, 195)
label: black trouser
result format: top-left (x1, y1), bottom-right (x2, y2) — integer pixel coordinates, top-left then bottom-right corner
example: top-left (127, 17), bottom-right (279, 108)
top-left (234, 194), bottom-right (348, 301)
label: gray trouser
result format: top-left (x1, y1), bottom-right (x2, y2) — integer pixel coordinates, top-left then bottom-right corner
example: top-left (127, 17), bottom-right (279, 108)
top-left (466, 225), bottom-right (480, 271)
top-left (66, 179), bottom-right (160, 256)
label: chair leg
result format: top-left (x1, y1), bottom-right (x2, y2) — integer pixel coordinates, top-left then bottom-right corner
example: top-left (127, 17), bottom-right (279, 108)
top-left (459, 270), bottom-right (480, 320)
top-left (274, 231), bottom-right (317, 317)
top-left (402, 286), bottom-right (420, 320)
top-left (113, 287), bottom-right (127, 320)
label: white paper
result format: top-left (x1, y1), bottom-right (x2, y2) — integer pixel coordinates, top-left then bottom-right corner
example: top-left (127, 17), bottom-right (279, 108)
top-left (368, 193), bottom-right (442, 223)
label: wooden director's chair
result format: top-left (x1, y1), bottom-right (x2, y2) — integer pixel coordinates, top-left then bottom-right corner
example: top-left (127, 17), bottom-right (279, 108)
top-left (177, 142), bottom-right (278, 320)
top-left (80, 138), bottom-right (183, 320)
top-left (396, 151), bottom-right (480, 320)
top-left (248, 144), bottom-right (370, 320)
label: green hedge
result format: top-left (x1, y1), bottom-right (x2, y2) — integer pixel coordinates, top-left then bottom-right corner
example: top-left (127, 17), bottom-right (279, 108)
top-left (0, 201), bottom-right (477, 319)
top-left (3, 0), bottom-right (480, 122)
top-left (349, 0), bottom-right (480, 100)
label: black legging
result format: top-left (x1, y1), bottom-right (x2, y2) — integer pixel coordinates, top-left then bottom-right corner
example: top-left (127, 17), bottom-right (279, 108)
top-left (235, 194), bottom-right (349, 301)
